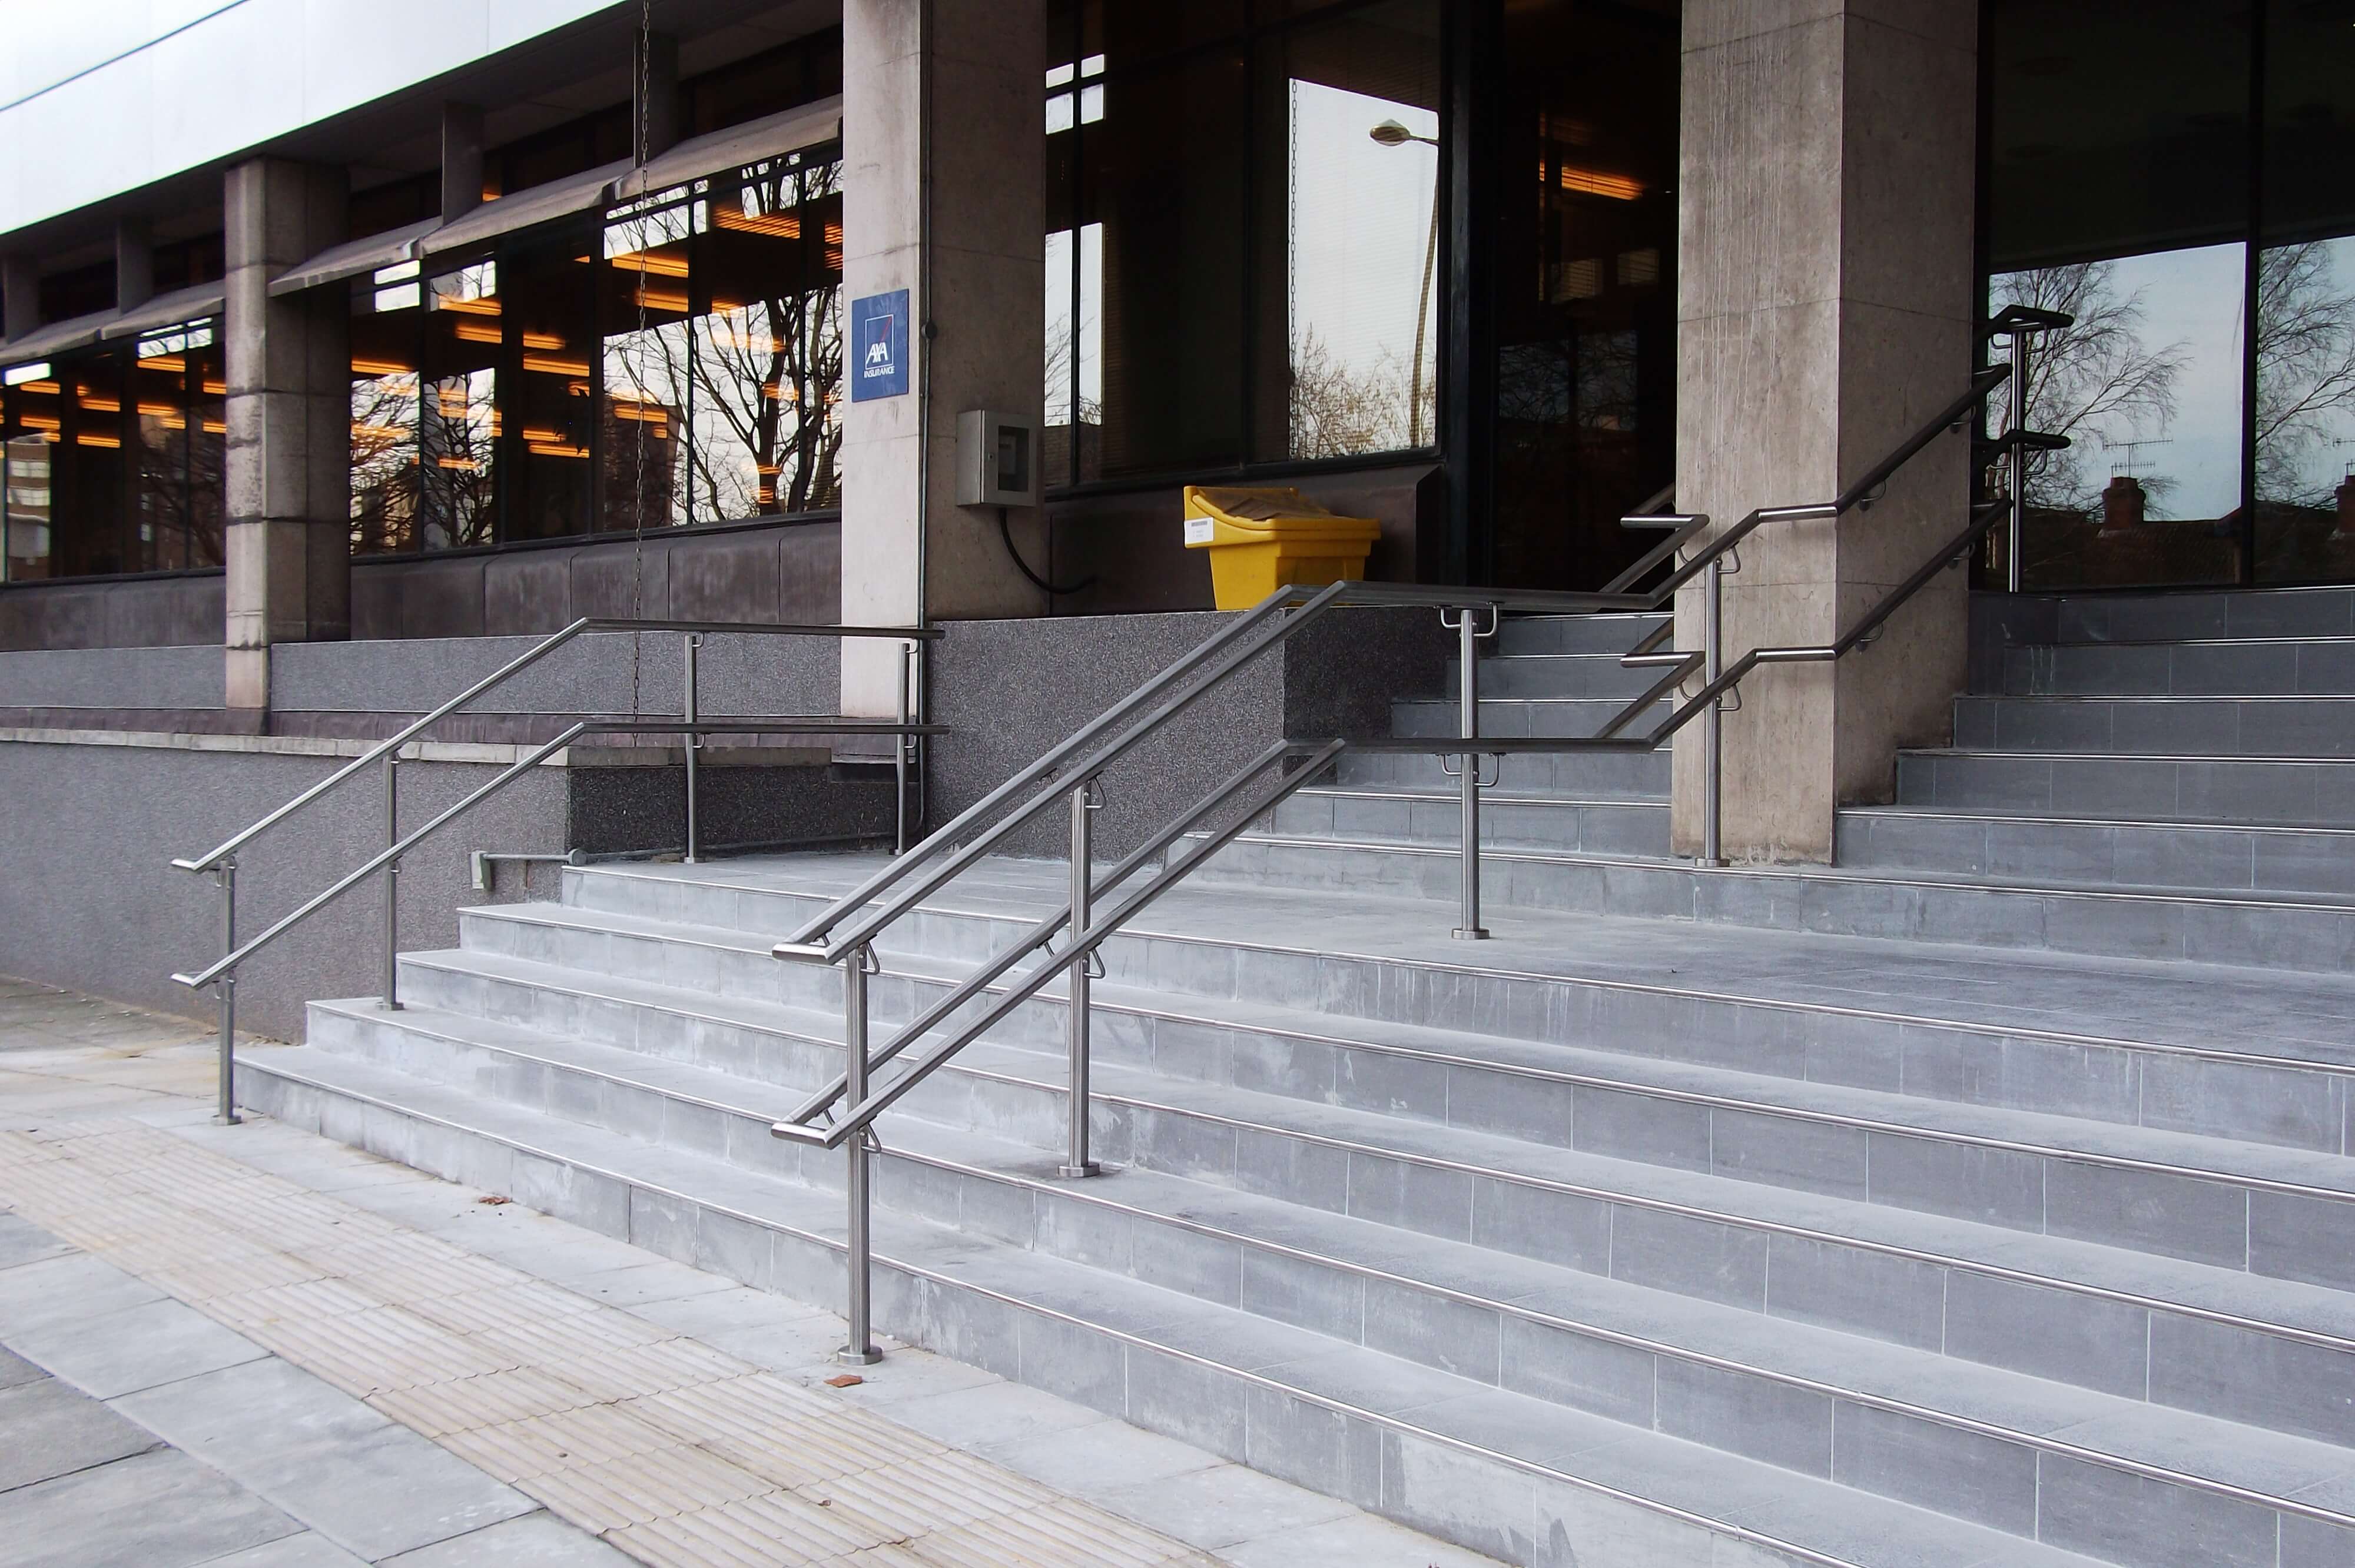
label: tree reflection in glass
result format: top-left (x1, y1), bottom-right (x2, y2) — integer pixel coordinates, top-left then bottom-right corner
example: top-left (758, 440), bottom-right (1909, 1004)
top-left (2254, 237), bottom-right (2355, 580)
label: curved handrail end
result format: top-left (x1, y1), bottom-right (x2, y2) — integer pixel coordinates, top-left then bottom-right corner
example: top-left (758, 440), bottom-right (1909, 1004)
top-left (770, 1119), bottom-right (845, 1149)
top-left (773, 941), bottom-right (840, 965)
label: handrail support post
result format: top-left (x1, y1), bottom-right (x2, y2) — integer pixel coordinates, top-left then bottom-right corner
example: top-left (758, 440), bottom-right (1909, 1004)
top-left (1060, 779), bottom-right (1103, 1179)
top-left (1445, 606), bottom-right (1492, 939)
top-left (895, 645), bottom-right (913, 856)
top-left (1700, 556), bottom-right (1727, 868)
top-left (838, 942), bottom-right (883, 1366)
top-left (215, 856), bottom-right (240, 1125)
top-left (682, 634), bottom-right (703, 863)
top-left (2006, 328), bottom-right (2032, 594)
top-left (382, 750), bottom-right (402, 1011)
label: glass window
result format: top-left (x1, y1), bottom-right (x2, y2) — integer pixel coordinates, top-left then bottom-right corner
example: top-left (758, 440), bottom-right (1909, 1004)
top-left (503, 237), bottom-right (598, 542)
top-left (130, 324), bottom-right (225, 572)
top-left (1043, 1), bottom-right (1451, 495)
top-left (602, 192), bottom-right (695, 532)
top-left (351, 263), bottom-right (423, 555)
top-left (1259, 2), bottom-right (1442, 463)
top-left (2, 366), bottom-right (59, 580)
top-left (53, 352), bottom-right (127, 577)
top-left (2254, 0), bottom-right (2355, 583)
top-left (1985, 0), bottom-right (2252, 590)
top-left (688, 158), bottom-right (845, 519)
top-left (1072, 46), bottom-right (1250, 479)
top-left (422, 261), bottom-right (502, 549)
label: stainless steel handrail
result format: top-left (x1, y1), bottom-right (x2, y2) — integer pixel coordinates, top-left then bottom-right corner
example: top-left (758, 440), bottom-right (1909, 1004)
top-left (172, 619), bottom-right (934, 875)
top-left (171, 616), bottom-right (939, 1127)
top-left (773, 583), bottom-right (1652, 967)
top-left (763, 366), bottom-right (2012, 1364)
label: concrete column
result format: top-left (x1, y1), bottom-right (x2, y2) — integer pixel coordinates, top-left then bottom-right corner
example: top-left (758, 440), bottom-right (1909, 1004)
top-left (115, 218), bottom-right (154, 313)
top-left (223, 158), bottom-right (350, 712)
top-left (840, 0), bottom-right (1048, 715)
top-left (1, 254), bottom-right (35, 341)
top-left (440, 102), bottom-right (485, 221)
top-left (1672, 4), bottom-right (1977, 862)
top-left (633, 31), bottom-right (681, 161)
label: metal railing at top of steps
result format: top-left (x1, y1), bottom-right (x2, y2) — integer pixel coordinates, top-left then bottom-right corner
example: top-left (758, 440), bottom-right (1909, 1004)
top-left (168, 616), bottom-right (942, 1129)
top-left (763, 365), bottom-right (2015, 1365)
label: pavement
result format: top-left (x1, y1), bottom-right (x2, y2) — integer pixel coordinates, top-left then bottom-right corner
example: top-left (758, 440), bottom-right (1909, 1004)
top-left (0, 978), bottom-right (1502, 1568)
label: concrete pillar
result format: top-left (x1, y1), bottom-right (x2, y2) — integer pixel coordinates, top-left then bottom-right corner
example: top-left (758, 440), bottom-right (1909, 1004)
top-left (1672, 4), bottom-right (1977, 862)
top-left (223, 158), bottom-right (350, 712)
top-left (1, 254), bottom-right (35, 341)
top-left (115, 218), bottom-right (154, 313)
top-left (440, 102), bottom-right (485, 221)
top-left (633, 31), bottom-right (681, 161)
top-left (839, 0), bottom-right (1048, 715)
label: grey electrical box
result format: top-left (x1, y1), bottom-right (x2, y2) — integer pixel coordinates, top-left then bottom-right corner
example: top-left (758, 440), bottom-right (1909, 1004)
top-left (955, 410), bottom-right (1039, 506)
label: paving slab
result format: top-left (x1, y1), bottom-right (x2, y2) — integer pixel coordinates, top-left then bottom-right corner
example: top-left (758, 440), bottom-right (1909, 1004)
top-left (0, 1374), bottom-right (158, 1490)
top-left (5, 1293), bottom-right (268, 1398)
top-left (0, 1447), bottom-right (303, 1568)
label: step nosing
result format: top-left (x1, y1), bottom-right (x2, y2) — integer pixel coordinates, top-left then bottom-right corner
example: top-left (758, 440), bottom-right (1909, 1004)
top-left (236, 1049), bottom-right (1991, 1568)
top-left (558, 865), bottom-right (2355, 1075)
top-left (1235, 831), bottom-right (2355, 914)
top-left (248, 1047), bottom-right (2355, 1547)
top-left (1840, 805), bottom-right (2355, 838)
top-left (331, 985), bottom-right (2355, 1360)
top-left (393, 961), bottom-right (2355, 1204)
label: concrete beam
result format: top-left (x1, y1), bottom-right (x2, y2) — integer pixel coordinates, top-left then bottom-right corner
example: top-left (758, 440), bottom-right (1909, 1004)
top-left (1672, 3), bottom-right (1978, 862)
top-left (115, 218), bottom-right (154, 313)
top-left (440, 102), bottom-right (485, 221)
top-left (222, 158), bottom-right (351, 713)
top-left (632, 30), bottom-right (681, 161)
top-left (1, 253), bottom-right (35, 342)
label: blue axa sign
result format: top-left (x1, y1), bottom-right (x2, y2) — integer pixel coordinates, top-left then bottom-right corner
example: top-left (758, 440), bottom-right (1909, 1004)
top-left (851, 290), bottom-right (911, 401)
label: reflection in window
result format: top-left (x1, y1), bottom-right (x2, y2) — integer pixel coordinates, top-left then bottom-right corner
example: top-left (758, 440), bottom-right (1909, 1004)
top-left (1286, 77), bottom-right (1438, 459)
top-left (2255, 238), bottom-right (2355, 579)
top-left (130, 325), bottom-right (226, 571)
top-left (1989, 247), bottom-right (2245, 591)
top-left (351, 261), bottom-right (422, 555)
top-left (0, 322), bottom-right (223, 581)
top-left (423, 263), bottom-right (500, 548)
top-left (685, 159), bottom-right (845, 520)
top-left (339, 148), bottom-right (845, 552)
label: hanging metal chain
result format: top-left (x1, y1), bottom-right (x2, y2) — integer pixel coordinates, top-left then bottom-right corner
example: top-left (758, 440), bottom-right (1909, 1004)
top-left (627, 0), bottom-right (655, 722)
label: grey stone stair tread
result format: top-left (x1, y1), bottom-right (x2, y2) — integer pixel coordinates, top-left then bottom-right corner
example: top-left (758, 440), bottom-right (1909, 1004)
top-left (1296, 785), bottom-right (1671, 810)
top-left (1840, 804), bottom-right (2355, 839)
top-left (309, 993), bottom-right (2355, 1506)
top-left (238, 1041), bottom-right (2119, 1568)
top-left (374, 953), bottom-right (2355, 1354)
top-left (1230, 829), bottom-right (2355, 915)
top-left (567, 855), bottom-right (2355, 1067)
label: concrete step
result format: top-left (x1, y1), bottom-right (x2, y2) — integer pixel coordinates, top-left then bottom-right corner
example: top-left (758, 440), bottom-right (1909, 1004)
top-left (1199, 829), bottom-right (2355, 974)
top-left (559, 859), bottom-right (2355, 1160)
top-left (1450, 653), bottom-right (1667, 699)
top-left (1392, 696), bottom-right (1672, 739)
top-left (2052, 585), bottom-right (2355, 644)
top-left (1495, 612), bottom-right (1670, 656)
top-left (1335, 746), bottom-right (1669, 799)
top-left (1271, 786), bottom-right (1671, 858)
top-left (2001, 637), bottom-right (2355, 697)
top-left (449, 902), bottom-right (2355, 1284)
top-left (1895, 748), bottom-right (2355, 826)
top-left (1952, 695), bottom-right (2355, 758)
top-left (239, 1042), bottom-right (2130, 1568)
top-left (291, 995), bottom-right (2355, 1559)
top-left (364, 951), bottom-right (2355, 1437)
top-left (1835, 807), bottom-right (2355, 898)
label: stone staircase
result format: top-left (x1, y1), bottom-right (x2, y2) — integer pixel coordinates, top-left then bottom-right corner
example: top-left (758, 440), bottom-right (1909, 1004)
top-left (236, 586), bottom-right (2355, 1568)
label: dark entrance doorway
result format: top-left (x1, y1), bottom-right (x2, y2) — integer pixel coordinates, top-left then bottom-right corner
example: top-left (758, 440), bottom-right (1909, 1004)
top-left (1475, 0), bottom-right (1679, 592)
